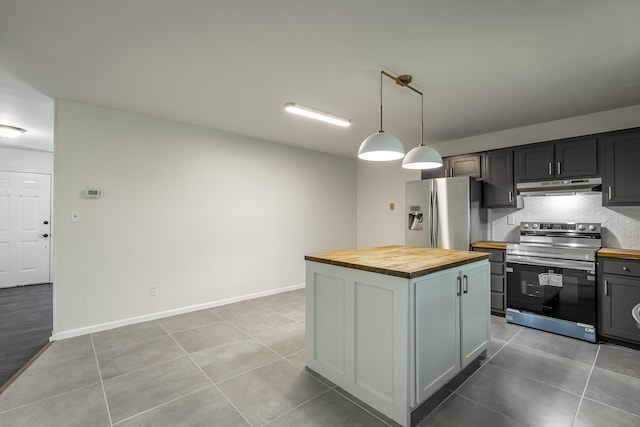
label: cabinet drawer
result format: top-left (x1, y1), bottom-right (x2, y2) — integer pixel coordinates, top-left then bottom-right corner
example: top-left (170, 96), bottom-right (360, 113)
top-left (601, 259), bottom-right (640, 278)
top-left (491, 293), bottom-right (505, 311)
top-left (491, 262), bottom-right (504, 275)
top-left (491, 275), bottom-right (505, 292)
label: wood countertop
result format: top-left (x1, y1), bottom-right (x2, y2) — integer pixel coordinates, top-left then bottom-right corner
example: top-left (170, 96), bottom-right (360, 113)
top-left (471, 241), bottom-right (509, 250)
top-left (305, 245), bottom-right (490, 279)
top-left (598, 248), bottom-right (640, 260)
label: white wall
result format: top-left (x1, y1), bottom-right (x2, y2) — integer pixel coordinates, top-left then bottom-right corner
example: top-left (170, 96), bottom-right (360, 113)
top-left (356, 104), bottom-right (640, 249)
top-left (53, 100), bottom-right (356, 338)
top-left (0, 146), bottom-right (53, 173)
top-left (356, 160), bottom-right (419, 248)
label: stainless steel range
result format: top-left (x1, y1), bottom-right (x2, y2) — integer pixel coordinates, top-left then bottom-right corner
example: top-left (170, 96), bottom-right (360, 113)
top-left (505, 221), bottom-right (601, 343)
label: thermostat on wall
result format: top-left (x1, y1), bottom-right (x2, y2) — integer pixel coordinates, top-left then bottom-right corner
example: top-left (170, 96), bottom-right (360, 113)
top-left (85, 189), bottom-right (102, 198)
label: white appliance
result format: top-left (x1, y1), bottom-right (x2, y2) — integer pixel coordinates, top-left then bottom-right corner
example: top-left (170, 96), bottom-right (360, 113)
top-left (405, 176), bottom-right (487, 250)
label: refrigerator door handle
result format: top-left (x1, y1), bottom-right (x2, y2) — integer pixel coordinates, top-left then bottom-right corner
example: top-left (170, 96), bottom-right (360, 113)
top-left (429, 190), bottom-right (434, 247)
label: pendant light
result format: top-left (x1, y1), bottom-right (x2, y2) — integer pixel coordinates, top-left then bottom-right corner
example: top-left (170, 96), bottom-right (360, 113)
top-left (0, 125), bottom-right (26, 139)
top-left (358, 71), bottom-right (405, 161)
top-left (402, 87), bottom-right (443, 170)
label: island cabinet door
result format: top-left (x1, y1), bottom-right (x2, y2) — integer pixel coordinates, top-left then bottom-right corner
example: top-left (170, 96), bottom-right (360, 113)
top-left (415, 268), bottom-right (461, 404)
top-left (460, 262), bottom-right (491, 368)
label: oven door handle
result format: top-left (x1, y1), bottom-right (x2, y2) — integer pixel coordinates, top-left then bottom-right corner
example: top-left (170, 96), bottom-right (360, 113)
top-left (506, 256), bottom-right (595, 272)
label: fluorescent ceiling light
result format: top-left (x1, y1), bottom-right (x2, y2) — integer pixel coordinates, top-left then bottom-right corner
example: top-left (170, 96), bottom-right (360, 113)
top-left (284, 103), bottom-right (350, 127)
top-left (0, 125), bottom-right (26, 139)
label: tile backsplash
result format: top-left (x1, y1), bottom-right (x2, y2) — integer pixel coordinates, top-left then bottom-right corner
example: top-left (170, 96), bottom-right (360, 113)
top-left (490, 193), bottom-right (640, 249)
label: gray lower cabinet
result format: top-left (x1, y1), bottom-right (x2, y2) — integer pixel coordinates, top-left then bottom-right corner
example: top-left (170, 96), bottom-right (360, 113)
top-left (473, 246), bottom-right (506, 315)
top-left (598, 257), bottom-right (640, 345)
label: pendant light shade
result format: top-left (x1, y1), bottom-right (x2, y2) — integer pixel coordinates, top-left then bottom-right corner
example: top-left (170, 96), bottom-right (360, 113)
top-left (0, 125), bottom-right (26, 139)
top-left (402, 144), bottom-right (443, 169)
top-left (358, 131), bottom-right (405, 161)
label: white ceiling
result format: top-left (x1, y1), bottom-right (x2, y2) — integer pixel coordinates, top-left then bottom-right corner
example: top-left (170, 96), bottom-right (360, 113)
top-left (1, 1), bottom-right (639, 156)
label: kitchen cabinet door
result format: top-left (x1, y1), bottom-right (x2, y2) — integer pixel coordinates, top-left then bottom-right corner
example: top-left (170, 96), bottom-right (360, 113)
top-left (517, 143), bottom-right (554, 181)
top-left (484, 149), bottom-right (516, 208)
top-left (446, 154), bottom-right (483, 179)
top-left (555, 137), bottom-right (598, 178)
top-left (460, 262), bottom-right (490, 368)
top-left (602, 129), bottom-right (640, 206)
top-left (600, 273), bottom-right (640, 344)
top-left (415, 268), bottom-right (460, 404)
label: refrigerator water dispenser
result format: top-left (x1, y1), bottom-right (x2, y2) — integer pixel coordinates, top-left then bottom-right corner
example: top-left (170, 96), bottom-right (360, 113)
top-left (408, 206), bottom-right (423, 230)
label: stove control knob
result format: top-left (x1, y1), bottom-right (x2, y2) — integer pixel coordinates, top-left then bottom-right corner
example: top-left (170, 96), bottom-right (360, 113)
top-left (532, 223), bottom-right (538, 229)
top-left (523, 224), bottom-right (530, 228)
top-left (578, 224), bottom-right (586, 231)
top-left (589, 225), bottom-right (596, 231)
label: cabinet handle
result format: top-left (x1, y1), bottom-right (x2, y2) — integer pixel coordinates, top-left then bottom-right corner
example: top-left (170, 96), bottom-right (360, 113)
top-left (457, 276), bottom-right (461, 296)
top-left (450, 167), bottom-right (454, 177)
top-left (463, 275), bottom-right (468, 294)
top-left (608, 186), bottom-right (612, 200)
top-left (604, 279), bottom-right (608, 296)
top-left (623, 267), bottom-right (629, 271)
top-left (557, 162), bottom-right (561, 175)
top-left (508, 191), bottom-right (513, 203)
top-left (548, 162), bottom-right (552, 176)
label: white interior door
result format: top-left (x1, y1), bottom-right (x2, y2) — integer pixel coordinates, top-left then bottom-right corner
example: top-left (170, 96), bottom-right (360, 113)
top-left (0, 172), bottom-right (51, 288)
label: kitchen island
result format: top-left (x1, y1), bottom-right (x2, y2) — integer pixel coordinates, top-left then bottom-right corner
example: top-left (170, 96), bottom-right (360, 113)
top-left (305, 245), bottom-right (490, 427)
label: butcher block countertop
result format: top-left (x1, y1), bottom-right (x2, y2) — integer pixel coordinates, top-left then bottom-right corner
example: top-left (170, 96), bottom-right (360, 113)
top-left (304, 245), bottom-right (490, 279)
top-left (598, 248), bottom-right (640, 260)
top-left (471, 241), bottom-right (509, 250)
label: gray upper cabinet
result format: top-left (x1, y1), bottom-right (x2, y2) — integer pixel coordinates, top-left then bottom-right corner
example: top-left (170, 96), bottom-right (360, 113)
top-left (420, 153), bottom-right (483, 180)
top-left (602, 128), bottom-right (640, 206)
top-left (517, 137), bottom-right (598, 182)
top-left (484, 149), bottom-right (516, 208)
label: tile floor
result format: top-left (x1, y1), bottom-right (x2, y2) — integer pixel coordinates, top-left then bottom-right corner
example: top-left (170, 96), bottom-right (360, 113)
top-left (1, 288), bottom-right (640, 426)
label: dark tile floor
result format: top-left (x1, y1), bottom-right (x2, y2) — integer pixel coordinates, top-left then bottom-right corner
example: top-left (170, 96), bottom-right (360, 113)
top-left (0, 283), bottom-right (53, 386)
top-left (1, 288), bottom-right (640, 426)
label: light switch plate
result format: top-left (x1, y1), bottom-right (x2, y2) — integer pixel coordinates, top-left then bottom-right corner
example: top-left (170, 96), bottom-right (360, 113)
top-left (507, 215), bottom-right (515, 225)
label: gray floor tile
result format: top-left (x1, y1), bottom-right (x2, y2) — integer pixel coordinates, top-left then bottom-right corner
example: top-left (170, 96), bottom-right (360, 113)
top-left (489, 342), bottom-right (591, 394)
top-left (252, 292), bottom-right (303, 310)
top-left (116, 386), bottom-right (249, 427)
top-left (92, 321), bottom-right (167, 353)
top-left (490, 316), bottom-right (522, 341)
top-left (209, 300), bottom-right (263, 321)
top-left (29, 335), bottom-right (94, 369)
top-left (584, 367), bottom-right (640, 416)
top-left (253, 322), bottom-right (305, 356)
top-left (172, 321), bottom-right (248, 354)
top-left (332, 387), bottom-right (401, 427)
top-left (266, 388), bottom-right (388, 427)
top-left (510, 327), bottom-right (598, 365)
top-left (457, 364), bottom-right (580, 427)
top-left (0, 354), bottom-right (100, 412)
top-left (158, 309), bottom-right (223, 334)
top-left (273, 301), bottom-right (306, 322)
top-left (285, 350), bottom-right (336, 387)
top-left (487, 337), bottom-right (506, 359)
top-left (228, 308), bottom-right (296, 335)
top-left (418, 394), bottom-right (526, 427)
top-left (218, 358), bottom-right (328, 426)
top-left (595, 345), bottom-right (640, 380)
top-left (411, 387), bottom-right (452, 426)
top-left (286, 288), bottom-right (306, 299)
top-left (191, 339), bottom-right (279, 383)
top-left (103, 356), bottom-right (211, 423)
top-left (0, 383), bottom-right (110, 427)
top-left (97, 335), bottom-right (185, 380)
top-left (573, 398), bottom-right (640, 427)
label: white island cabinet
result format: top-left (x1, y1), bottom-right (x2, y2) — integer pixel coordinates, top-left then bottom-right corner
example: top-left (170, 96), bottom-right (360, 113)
top-left (305, 246), bottom-right (490, 427)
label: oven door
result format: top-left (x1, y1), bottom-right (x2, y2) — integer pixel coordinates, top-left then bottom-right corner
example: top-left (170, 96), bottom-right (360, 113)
top-left (506, 259), bottom-right (596, 326)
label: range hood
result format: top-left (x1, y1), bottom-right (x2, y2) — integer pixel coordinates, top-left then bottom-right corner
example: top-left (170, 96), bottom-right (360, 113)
top-left (517, 177), bottom-right (602, 196)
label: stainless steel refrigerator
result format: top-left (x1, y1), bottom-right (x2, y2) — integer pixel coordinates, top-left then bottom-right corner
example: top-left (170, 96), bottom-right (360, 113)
top-left (405, 176), bottom-right (487, 250)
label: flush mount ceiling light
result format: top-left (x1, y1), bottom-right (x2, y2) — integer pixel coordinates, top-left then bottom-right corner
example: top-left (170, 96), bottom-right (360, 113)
top-left (0, 125), bottom-right (26, 139)
top-left (284, 103), bottom-right (351, 127)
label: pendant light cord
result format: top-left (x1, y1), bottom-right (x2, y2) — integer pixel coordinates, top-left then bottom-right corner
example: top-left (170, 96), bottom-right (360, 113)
top-left (420, 91), bottom-right (425, 147)
top-left (379, 71), bottom-right (383, 132)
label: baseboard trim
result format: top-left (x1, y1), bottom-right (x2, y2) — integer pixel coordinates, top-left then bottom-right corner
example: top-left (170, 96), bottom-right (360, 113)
top-left (50, 283), bottom-right (305, 341)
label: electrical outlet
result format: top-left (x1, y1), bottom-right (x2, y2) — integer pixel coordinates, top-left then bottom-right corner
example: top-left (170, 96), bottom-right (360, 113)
top-left (507, 215), bottom-right (515, 225)
top-left (70, 211), bottom-right (80, 222)
top-left (150, 285), bottom-right (158, 296)
top-left (389, 202), bottom-right (395, 211)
